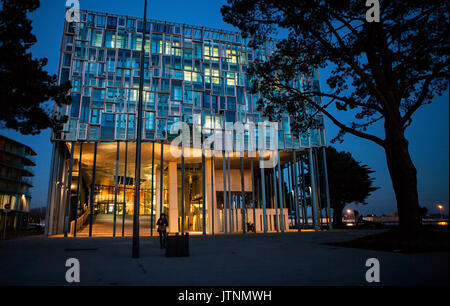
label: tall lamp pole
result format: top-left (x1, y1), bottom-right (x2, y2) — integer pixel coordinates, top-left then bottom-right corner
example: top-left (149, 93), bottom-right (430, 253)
top-left (437, 204), bottom-right (444, 220)
top-left (132, 0), bottom-right (148, 258)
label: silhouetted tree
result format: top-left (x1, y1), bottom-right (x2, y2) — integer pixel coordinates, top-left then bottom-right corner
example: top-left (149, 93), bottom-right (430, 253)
top-left (326, 147), bottom-right (378, 227)
top-left (222, 0), bottom-right (449, 233)
top-left (418, 206), bottom-right (428, 218)
top-left (0, 0), bottom-right (71, 135)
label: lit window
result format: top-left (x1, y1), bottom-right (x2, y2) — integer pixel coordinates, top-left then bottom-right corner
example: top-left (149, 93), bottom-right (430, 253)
top-left (226, 78), bottom-right (235, 86)
top-left (152, 34), bottom-right (163, 53)
top-left (164, 41), bottom-right (171, 55)
top-left (116, 31), bottom-right (127, 49)
top-left (105, 31), bottom-right (116, 48)
top-left (90, 30), bottom-right (103, 47)
top-left (184, 71), bottom-right (192, 82)
top-left (131, 34), bottom-right (142, 50)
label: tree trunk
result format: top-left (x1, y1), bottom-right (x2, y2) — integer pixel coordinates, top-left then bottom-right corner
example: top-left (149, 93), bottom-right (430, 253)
top-left (384, 124), bottom-right (421, 234)
top-left (332, 202), bottom-right (344, 227)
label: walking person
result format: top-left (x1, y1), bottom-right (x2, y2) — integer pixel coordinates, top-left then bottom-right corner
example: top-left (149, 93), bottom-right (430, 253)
top-left (156, 213), bottom-right (168, 248)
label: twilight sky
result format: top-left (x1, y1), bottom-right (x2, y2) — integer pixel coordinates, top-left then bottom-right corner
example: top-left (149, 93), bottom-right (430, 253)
top-left (1, 0), bottom-right (448, 216)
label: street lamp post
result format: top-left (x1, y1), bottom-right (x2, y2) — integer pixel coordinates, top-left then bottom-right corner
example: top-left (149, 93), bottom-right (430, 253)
top-left (437, 204), bottom-right (444, 219)
top-left (132, 0), bottom-right (148, 258)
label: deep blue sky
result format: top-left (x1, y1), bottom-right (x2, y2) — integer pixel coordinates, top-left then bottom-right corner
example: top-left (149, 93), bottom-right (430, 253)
top-left (1, 0), bottom-right (448, 216)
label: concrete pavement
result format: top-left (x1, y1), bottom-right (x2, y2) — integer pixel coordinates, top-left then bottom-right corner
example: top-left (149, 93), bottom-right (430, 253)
top-left (0, 230), bottom-right (448, 286)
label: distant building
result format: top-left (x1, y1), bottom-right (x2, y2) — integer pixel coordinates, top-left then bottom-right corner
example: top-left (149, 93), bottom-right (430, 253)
top-left (0, 135), bottom-right (36, 231)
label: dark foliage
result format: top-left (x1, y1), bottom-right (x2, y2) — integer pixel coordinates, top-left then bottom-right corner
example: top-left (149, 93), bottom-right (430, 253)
top-left (326, 146), bottom-right (378, 226)
top-left (0, 0), bottom-right (71, 135)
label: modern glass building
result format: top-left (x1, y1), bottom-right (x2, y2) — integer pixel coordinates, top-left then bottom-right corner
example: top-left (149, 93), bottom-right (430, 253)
top-left (46, 10), bottom-right (331, 237)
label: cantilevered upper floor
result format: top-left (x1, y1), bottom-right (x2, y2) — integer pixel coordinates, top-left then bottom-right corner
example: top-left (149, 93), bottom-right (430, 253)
top-left (52, 9), bottom-right (326, 150)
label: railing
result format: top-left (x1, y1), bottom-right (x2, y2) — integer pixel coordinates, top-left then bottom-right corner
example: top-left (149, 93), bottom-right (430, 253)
top-left (0, 185), bottom-right (32, 197)
top-left (21, 177), bottom-right (33, 186)
top-left (24, 166), bottom-right (35, 175)
top-left (0, 175), bottom-right (32, 186)
top-left (70, 209), bottom-right (90, 234)
top-left (0, 160), bottom-right (35, 175)
top-left (0, 147), bottom-right (35, 162)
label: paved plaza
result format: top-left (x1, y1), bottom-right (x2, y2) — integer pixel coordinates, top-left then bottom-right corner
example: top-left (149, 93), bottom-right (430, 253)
top-left (0, 230), bottom-right (448, 286)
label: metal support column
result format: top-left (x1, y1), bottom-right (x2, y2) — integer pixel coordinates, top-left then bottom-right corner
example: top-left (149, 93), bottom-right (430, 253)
top-left (73, 143), bottom-right (83, 237)
top-left (277, 151), bottom-right (285, 232)
top-left (292, 151), bottom-right (300, 231)
top-left (159, 141), bottom-right (164, 216)
top-left (322, 147), bottom-right (332, 230)
top-left (181, 140), bottom-right (185, 235)
top-left (63, 143), bottom-right (75, 237)
top-left (122, 141), bottom-right (128, 237)
top-left (202, 145), bottom-right (206, 235)
top-left (122, 142), bottom-right (128, 237)
top-left (313, 148), bottom-right (323, 229)
top-left (45, 142), bottom-right (58, 236)
top-left (222, 150), bottom-right (228, 234)
top-left (240, 154), bottom-right (246, 234)
top-left (89, 142), bottom-right (98, 237)
top-left (227, 152), bottom-right (232, 233)
top-left (260, 153), bottom-right (267, 233)
top-left (132, 0), bottom-right (148, 258)
top-left (308, 148), bottom-right (319, 231)
top-left (251, 157), bottom-right (256, 232)
top-left (150, 141), bottom-right (155, 235)
top-left (272, 154), bottom-right (279, 232)
top-left (210, 154), bottom-right (215, 235)
top-left (113, 142), bottom-right (120, 237)
top-left (300, 155), bottom-right (308, 227)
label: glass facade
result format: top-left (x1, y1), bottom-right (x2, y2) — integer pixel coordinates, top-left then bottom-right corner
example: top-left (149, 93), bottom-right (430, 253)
top-left (46, 10), bottom-right (331, 237)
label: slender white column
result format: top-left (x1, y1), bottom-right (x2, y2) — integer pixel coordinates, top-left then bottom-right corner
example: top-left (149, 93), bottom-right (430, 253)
top-left (168, 162), bottom-right (178, 233)
top-left (155, 164), bottom-right (161, 221)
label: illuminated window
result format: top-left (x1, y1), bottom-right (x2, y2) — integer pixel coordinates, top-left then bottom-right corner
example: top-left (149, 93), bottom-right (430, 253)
top-left (90, 30), bottom-right (103, 47)
top-left (226, 78), bottom-right (235, 86)
top-left (116, 31), bottom-right (127, 49)
top-left (152, 34), bottom-right (162, 53)
top-left (164, 41), bottom-right (172, 55)
top-left (105, 31), bottom-right (116, 48)
top-left (184, 71), bottom-right (192, 82)
top-left (131, 34), bottom-right (142, 50)
top-left (172, 47), bottom-right (181, 56)
top-left (204, 67), bottom-right (211, 77)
